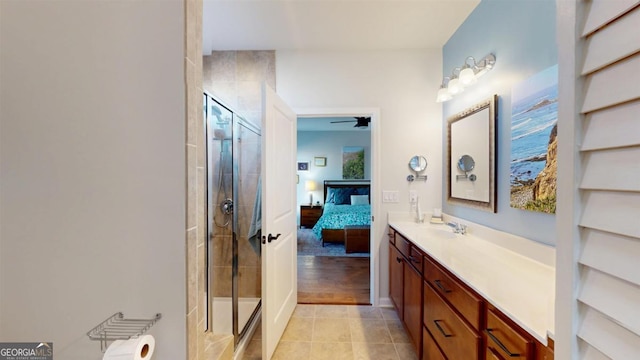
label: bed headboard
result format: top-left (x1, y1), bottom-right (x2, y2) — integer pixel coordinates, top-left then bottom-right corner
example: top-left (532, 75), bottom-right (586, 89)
top-left (323, 180), bottom-right (371, 204)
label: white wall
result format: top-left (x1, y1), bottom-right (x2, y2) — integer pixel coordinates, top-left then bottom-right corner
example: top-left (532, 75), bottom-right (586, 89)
top-left (0, 1), bottom-right (186, 359)
top-left (278, 49), bottom-right (443, 302)
top-left (296, 130), bottom-right (371, 212)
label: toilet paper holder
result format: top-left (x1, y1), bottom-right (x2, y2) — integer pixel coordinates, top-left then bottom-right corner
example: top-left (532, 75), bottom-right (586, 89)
top-left (87, 312), bottom-right (162, 352)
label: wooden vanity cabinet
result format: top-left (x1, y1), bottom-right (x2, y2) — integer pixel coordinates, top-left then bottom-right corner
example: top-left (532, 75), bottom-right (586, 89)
top-left (388, 225), bottom-right (553, 360)
top-left (389, 243), bottom-right (404, 317)
top-left (485, 306), bottom-right (534, 359)
top-left (388, 229), bottom-right (424, 357)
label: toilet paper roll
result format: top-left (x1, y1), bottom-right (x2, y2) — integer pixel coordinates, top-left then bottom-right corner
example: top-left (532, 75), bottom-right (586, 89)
top-left (103, 335), bottom-right (155, 360)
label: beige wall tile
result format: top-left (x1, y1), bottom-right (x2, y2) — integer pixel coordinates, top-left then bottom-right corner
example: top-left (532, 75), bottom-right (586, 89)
top-left (187, 228), bottom-right (198, 313)
top-left (187, 309), bottom-right (198, 360)
top-left (187, 144), bottom-right (197, 229)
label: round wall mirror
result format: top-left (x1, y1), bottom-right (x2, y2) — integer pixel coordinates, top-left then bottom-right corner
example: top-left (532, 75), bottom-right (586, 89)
top-left (457, 155), bottom-right (475, 173)
top-left (409, 155), bottom-right (428, 172)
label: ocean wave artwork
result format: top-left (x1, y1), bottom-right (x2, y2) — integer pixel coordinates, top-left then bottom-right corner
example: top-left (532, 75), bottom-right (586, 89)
top-left (510, 64), bottom-right (558, 213)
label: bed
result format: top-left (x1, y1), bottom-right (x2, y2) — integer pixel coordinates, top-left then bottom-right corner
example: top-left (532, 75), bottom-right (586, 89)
top-left (311, 180), bottom-right (371, 245)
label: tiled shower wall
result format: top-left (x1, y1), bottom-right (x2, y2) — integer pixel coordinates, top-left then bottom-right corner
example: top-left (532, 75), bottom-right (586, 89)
top-left (203, 51), bottom-right (275, 300)
top-left (185, 0), bottom-right (205, 359)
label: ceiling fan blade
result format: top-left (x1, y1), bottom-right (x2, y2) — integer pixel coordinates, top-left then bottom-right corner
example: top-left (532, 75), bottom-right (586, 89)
top-left (330, 120), bottom-right (356, 124)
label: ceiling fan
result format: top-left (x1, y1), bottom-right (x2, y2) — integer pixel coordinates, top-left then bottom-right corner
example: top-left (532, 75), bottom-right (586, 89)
top-left (330, 117), bottom-right (371, 128)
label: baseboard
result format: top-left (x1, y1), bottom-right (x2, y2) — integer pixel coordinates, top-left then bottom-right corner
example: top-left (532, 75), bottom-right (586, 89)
top-left (378, 297), bottom-right (393, 308)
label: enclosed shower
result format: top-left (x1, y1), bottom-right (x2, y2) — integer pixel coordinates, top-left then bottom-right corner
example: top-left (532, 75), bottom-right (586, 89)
top-left (204, 93), bottom-right (261, 348)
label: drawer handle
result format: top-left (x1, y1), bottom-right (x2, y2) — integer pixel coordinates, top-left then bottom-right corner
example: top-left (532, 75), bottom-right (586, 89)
top-left (408, 255), bottom-right (421, 264)
top-left (434, 280), bottom-right (452, 293)
top-left (396, 257), bottom-right (402, 263)
top-left (485, 329), bottom-right (521, 357)
top-left (433, 320), bottom-right (453, 338)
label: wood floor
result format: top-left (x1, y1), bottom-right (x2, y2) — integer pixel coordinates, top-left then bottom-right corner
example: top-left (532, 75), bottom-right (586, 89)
top-left (297, 255), bottom-right (370, 305)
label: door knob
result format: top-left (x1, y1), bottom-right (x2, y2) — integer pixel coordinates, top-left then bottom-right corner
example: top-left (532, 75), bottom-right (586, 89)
top-left (267, 233), bottom-right (281, 243)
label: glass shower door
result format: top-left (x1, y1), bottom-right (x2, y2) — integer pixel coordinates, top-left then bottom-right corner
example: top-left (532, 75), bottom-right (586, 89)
top-left (233, 115), bottom-right (262, 342)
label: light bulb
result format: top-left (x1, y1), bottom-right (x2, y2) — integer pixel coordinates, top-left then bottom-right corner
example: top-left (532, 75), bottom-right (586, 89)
top-left (459, 67), bottom-right (477, 86)
top-left (448, 78), bottom-right (464, 95)
top-left (436, 87), bottom-right (452, 103)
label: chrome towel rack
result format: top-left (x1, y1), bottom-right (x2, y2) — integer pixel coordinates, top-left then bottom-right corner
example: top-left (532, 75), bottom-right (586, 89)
top-left (87, 312), bottom-right (161, 352)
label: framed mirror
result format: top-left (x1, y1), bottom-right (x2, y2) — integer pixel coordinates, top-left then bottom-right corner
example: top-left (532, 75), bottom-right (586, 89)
top-left (446, 95), bottom-right (497, 212)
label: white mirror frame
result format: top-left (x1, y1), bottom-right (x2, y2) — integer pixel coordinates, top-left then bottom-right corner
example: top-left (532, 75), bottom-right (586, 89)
top-left (446, 95), bottom-right (497, 212)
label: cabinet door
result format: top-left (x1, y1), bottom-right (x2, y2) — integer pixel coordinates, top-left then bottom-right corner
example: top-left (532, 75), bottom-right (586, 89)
top-left (423, 327), bottom-right (446, 360)
top-left (389, 244), bottom-right (404, 318)
top-left (404, 262), bottom-right (423, 356)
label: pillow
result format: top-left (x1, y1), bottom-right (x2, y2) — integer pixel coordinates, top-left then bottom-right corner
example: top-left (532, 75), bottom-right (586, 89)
top-left (350, 194), bottom-right (369, 205)
top-left (325, 188), bottom-right (336, 203)
top-left (355, 187), bottom-right (370, 196)
top-left (333, 187), bottom-right (355, 205)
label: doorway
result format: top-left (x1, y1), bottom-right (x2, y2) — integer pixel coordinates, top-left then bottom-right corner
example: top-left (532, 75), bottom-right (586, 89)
top-left (295, 110), bottom-right (380, 306)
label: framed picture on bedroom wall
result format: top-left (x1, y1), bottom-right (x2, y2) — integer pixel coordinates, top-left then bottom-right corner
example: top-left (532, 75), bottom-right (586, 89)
top-left (342, 146), bottom-right (364, 179)
top-left (314, 157), bottom-right (327, 167)
top-left (297, 161), bottom-right (309, 171)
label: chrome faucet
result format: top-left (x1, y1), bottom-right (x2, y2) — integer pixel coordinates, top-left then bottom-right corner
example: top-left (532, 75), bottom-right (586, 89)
top-left (446, 222), bottom-right (467, 235)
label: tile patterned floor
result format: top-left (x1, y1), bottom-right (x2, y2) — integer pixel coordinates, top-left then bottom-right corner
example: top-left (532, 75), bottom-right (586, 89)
top-left (242, 305), bottom-right (418, 360)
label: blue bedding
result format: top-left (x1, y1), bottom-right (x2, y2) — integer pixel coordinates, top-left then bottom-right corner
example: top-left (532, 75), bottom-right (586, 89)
top-left (312, 203), bottom-right (371, 239)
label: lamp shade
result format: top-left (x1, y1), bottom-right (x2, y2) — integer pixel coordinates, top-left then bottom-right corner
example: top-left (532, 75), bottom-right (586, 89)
top-left (447, 78), bottom-right (464, 95)
top-left (436, 87), bottom-right (452, 103)
top-left (459, 67), bottom-right (477, 86)
top-left (305, 180), bottom-right (317, 191)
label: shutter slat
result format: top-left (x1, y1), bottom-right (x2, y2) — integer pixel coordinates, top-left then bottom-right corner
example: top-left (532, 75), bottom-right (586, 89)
top-left (582, 99), bottom-right (640, 151)
top-left (580, 147), bottom-right (640, 191)
top-left (579, 268), bottom-right (640, 336)
top-left (580, 229), bottom-right (640, 286)
top-left (578, 306), bottom-right (640, 359)
top-left (579, 340), bottom-right (613, 360)
top-left (583, 6), bottom-right (640, 74)
top-left (582, 54), bottom-right (640, 113)
top-left (582, 0), bottom-right (640, 36)
top-left (579, 191), bottom-right (640, 239)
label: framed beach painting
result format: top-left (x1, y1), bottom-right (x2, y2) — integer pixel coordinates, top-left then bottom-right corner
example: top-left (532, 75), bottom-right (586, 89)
top-left (510, 64), bottom-right (558, 214)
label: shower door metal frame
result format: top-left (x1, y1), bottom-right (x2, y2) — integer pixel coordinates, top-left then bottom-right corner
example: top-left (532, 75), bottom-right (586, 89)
top-left (204, 92), bottom-right (262, 348)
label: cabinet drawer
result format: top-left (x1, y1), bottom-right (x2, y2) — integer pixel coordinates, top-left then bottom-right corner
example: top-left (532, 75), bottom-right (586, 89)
top-left (388, 229), bottom-right (396, 245)
top-left (395, 233), bottom-right (411, 258)
top-left (424, 281), bottom-right (481, 359)
top-left (408, 246), bottom-right (424, 274)
top-left (486, 308), bottom-right (534, 359)
top-left (423, 327), bottom-right (446, 360)
top-left (424, 255), bottom-right (482, 330)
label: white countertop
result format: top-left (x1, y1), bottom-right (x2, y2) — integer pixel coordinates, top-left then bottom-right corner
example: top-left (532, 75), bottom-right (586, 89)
top-left (388, 214), bottom-right (555, 345)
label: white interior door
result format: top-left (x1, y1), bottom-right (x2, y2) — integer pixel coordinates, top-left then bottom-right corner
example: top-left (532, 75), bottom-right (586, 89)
top-left (261, 83), bottom-right (297, 360)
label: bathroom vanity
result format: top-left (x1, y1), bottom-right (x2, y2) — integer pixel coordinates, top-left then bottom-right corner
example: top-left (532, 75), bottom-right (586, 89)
top-left (388, 216), bottom-right (555, 360)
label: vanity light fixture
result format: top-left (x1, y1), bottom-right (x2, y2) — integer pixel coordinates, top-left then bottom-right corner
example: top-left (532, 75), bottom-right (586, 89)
top-left (436, 77), bottom-right (453, 103)
top-left (436, 53), bottom-right (496, 103)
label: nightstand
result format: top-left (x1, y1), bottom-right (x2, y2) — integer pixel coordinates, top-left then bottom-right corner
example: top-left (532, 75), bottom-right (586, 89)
top-left (300, 205), bottom-right (322, 228)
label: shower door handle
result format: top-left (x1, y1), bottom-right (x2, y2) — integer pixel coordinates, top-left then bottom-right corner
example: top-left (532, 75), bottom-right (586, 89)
top-left (267, 233), bottom-right (281, 243)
